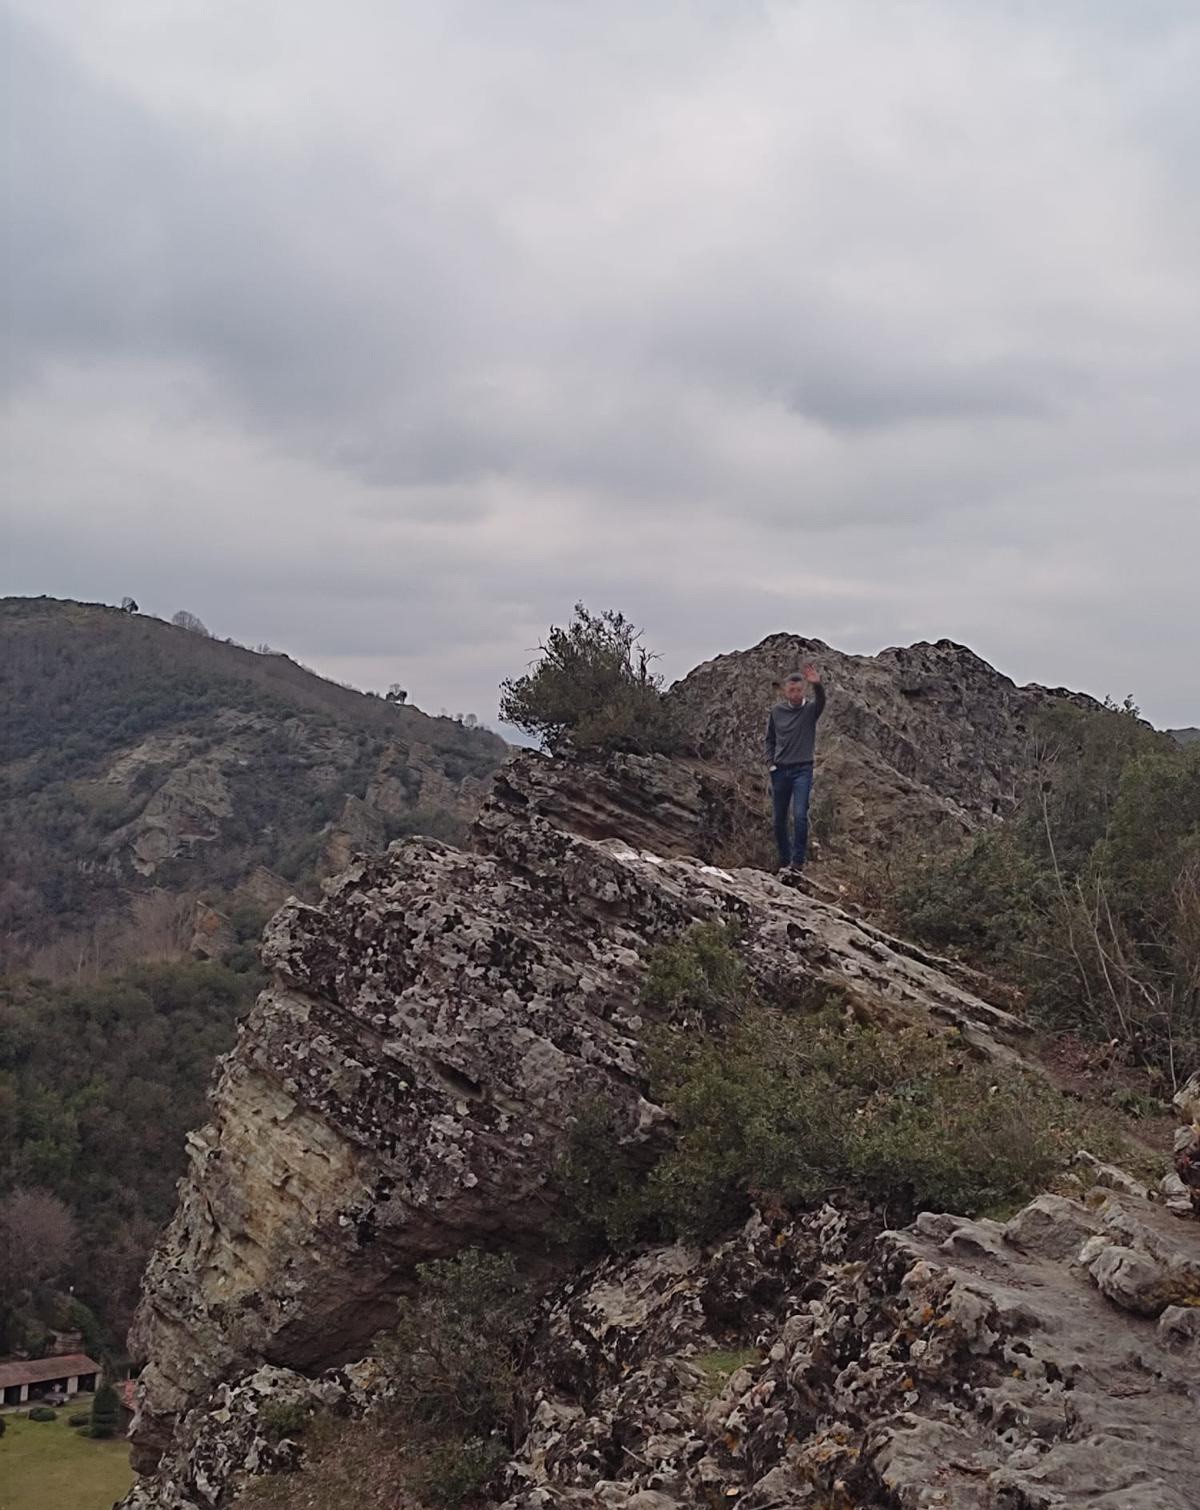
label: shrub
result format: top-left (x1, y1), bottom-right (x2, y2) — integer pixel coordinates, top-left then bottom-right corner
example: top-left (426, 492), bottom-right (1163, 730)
top-left (888, 718), bottom-right (1200, 1085)
top-left (554, 1097), bottom-right (660, 1251)
top-left (0, 1413), bottom-right (6, 1437)
top-left (557, 924), bottom-right (1114, 1245)
top-left (499, 604), bottom-right (684, 755)
top-left (383, 1249), bottom-right (532, 1435)
top-left (89, 1380), bottom-right (119, 1439)
top-left (639, 920), bottom-right (753, 1028)
top-left (259, 1398), bottom-right (308, 1441)
top-left (68, 1411), bottom-right (90, 1427)
top-left (417, 1437), bottom-right (508, 1508)
top-left (28, 1405), bottom-right (57, 1421)
top-left (890, 830), bottom-right (1050, 967)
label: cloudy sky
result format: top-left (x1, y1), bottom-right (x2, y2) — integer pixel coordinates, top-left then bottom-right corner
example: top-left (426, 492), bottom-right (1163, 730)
top-left (3, 1), bottom-right (1197, 729)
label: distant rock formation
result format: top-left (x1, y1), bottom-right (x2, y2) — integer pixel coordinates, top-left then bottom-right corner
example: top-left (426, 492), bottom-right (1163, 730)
top-left (668, 634), bottom-right (1136, 868)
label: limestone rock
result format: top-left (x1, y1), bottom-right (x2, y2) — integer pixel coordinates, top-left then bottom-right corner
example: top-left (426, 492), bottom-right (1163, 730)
top-left (125, 783), bottom-right (1031, 1485)
top-left (120, 1358), bottom-right (393, 1510)
top-left (1170, 1070), bottom-right (1200, 1219)
top-left (667, 633), bottom-right (1169, 870)
top-left (500, 1191), bottom-right (1199, 1510)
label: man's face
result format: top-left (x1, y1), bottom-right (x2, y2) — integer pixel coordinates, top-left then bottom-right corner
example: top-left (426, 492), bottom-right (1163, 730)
top-left (783, 680), bottom-right (807, 706)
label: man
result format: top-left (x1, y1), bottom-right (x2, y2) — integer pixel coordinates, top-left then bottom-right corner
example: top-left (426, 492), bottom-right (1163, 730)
top-left (764, 664), bottom-right (825, 873)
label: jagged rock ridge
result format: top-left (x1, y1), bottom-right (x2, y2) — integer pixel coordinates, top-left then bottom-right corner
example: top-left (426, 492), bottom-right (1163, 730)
top-left (667, 634), bottom-right (1172, 868)
top-left (125, 752), bottom-right (1031, 1481)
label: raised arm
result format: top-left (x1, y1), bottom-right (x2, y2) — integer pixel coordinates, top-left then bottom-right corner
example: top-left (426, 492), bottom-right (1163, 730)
top-left (804, 663), bottom-right (826, 717)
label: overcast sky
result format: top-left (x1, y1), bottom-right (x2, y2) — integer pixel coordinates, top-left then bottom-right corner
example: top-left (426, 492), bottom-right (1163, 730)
top-left (3, 1), bottom-right (1197, 729)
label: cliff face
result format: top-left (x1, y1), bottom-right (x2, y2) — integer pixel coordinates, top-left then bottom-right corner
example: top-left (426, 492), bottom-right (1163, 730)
top-left (120, 739), bottom-right (1198, 1510)
top-left (123, 751), bottom-right (1032, 1486)
top-left (668, 634), bottom-right (1124, 867)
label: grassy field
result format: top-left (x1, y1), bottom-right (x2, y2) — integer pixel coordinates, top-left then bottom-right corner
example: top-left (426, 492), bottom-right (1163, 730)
top-left (0, 1398), bottom-right (133, 1510)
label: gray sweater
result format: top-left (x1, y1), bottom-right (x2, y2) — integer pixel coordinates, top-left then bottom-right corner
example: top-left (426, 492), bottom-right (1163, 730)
top-left (764, 683), bottom-right (826, 766)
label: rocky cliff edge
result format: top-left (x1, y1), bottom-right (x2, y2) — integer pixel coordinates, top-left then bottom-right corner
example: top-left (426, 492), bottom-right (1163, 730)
top-left (121, 750), bottom-right (1198, 1509)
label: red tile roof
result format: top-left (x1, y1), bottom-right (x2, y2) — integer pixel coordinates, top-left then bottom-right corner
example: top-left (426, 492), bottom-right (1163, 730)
top-left (0, 1354), bottom-right (101, 1389)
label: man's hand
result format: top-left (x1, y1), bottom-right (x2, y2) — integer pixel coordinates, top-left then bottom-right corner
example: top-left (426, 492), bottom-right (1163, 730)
top-left (803, 663), bottom-right (821, 683)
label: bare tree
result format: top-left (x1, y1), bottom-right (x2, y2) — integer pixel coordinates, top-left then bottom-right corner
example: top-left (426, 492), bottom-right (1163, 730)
top-left (171, 609), bottom-right (210, 636)
top-left (385, 684), bottom-right (408, 704)
top-left (0, 1189), bottom-right (78, 1292)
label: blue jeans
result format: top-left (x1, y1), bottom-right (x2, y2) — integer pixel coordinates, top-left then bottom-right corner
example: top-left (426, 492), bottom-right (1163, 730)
top-left (771, 763), bottom-right (814, 867)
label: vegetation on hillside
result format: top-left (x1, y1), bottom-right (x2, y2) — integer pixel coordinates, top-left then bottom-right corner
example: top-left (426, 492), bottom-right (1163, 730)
top-left (890, 699), bottom-right (1200, 1087)
top-left (0, 597), bottom-right (505, 972)
top-left (239, 1250), bottom-right (532, 1510)
top-left (0, 955), bottom-right (262, 1351)
top-left (557, 925), bottom-right (1112, 1250)
top-left (499, 604), bottom-right (684, 754)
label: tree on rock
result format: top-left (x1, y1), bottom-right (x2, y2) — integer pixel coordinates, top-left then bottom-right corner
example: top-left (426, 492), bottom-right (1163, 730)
top-left (385, 683), bottom-right (408, 704)
top-left (90, 1381), bottom-right (120, 1439)
top-left (500, 604), bottom-right (683, 755)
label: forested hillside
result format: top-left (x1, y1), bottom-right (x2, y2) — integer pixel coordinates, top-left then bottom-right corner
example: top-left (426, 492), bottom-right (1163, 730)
top-left (0, 596), bottom-right (507, 1356)
top-left (0, 597), bottom-right (506, 976)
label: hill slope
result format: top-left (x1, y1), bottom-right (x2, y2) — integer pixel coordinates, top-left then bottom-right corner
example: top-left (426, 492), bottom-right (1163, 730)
top-left (0, 597), bottom-right (506, 974)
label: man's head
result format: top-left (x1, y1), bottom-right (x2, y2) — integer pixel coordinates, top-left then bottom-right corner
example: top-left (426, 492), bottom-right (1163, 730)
top-left (782, 672), bottom-right (808, 706)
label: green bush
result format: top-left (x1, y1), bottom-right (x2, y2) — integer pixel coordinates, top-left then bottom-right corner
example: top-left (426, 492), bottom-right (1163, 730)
top-left (890, 830), bottom-right (1049, 967)
top-left (68, 1410), bottom-right (90, 1426)
top-left (638, 920), bottom-right (754, 1028)
top-left (887, 710), bottom-right (1200, 1082)
top-left (28, 1405), bottom-right (57, 1421)
top-left (417, 1437), bottom-right (508, 1509)
top-left (0, 1413), bottom-right (6, 1437)
top-left (259, 1399), bottom-right (308, 1441)
top-left (89, 1380), bottom-right (119, 1439)
top-left (558, 924), bottom-right (1111, 1245)
top-left (499, 604), bottom-right (684, 755)
top-left (384, 1249), bottom-right (531, 1436)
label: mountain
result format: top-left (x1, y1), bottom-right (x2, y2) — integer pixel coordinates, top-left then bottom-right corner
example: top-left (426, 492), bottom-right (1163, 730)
top-left (0, 597), bottom-right (507, 975)
top-left (1171, 727), bottom-right (1200, 745)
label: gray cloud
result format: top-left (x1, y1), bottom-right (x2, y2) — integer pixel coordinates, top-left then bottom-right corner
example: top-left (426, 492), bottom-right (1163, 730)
top-left (2, 0), bottom-right (1198, 728)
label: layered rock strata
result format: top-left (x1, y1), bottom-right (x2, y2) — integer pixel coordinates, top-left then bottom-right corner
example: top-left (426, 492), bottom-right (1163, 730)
top-left (125, 784), bottom-right (1028, 1483)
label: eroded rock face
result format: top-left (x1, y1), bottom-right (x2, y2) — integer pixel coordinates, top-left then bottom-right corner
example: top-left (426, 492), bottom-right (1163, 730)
top-left (667, 633), bottom-right (1145, 867)
top-left (500, 1191), bottom-right (1199, 1509)
top-left (125, 780), bottom-right (1029, 1485)
top-left (120, 1358), bottom-right (395, 1510)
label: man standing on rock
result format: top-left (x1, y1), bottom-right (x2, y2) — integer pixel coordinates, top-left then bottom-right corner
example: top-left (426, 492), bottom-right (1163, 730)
top-left (765, 664), bottom-right (825, 874)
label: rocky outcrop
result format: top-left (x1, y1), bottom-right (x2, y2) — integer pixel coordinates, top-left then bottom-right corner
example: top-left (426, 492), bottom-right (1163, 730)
top-left (667, 634), bottom-right (1156, 868)
top-left (120, 745), bottom-right (1196, 1510)
top-left (124, 763), bottom-right (1032, 1489)
top-left (1167, 1069), bottom-right (1200, 1217)
top-left (499, 1189), bottom-right (1198, 1509)
top-left (120, 1358), bottom-right (396, 1510)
